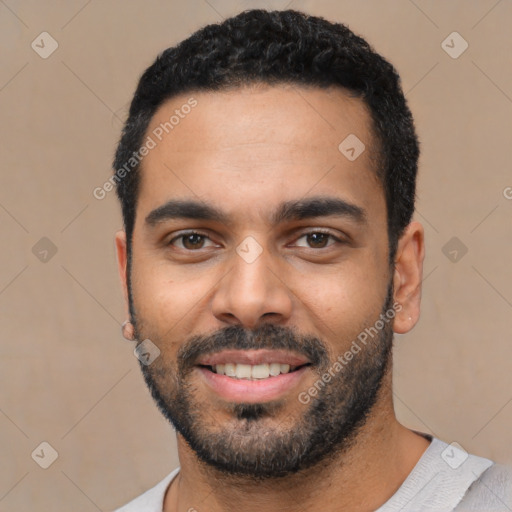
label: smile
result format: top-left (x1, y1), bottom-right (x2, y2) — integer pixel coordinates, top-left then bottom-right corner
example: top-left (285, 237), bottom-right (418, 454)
top-left (200, 362), bottom-right (310, 380)
top-left (196, 364), bottom-right (311, 403)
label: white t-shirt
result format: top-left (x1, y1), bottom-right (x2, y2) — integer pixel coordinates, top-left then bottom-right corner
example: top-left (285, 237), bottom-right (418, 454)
top-left (112, 436), bottom-right (512, 511)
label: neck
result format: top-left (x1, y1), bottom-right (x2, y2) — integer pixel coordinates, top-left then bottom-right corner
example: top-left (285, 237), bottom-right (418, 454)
top-left (163, 373), bottom-right (431, 512)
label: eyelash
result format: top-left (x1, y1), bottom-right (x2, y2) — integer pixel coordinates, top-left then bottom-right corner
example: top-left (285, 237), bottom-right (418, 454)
top-left (168, 229), bottom-right (344, 250)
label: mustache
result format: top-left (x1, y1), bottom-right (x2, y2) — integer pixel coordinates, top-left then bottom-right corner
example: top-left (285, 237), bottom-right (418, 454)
top-left (177, 323), bottom-right (330, 373)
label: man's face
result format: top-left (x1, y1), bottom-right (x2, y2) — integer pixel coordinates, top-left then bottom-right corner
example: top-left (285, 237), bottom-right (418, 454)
top-left (122, 84), bottom-right (394, 478)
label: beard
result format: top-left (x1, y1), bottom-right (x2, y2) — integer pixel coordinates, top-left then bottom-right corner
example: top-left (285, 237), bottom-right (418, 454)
top-left (130, 281), bottom-right (395, 480)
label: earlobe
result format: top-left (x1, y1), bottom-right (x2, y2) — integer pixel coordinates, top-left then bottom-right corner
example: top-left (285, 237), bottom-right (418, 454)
top-left (121, 320), bottom-right (135, 341)
top-left (391, 221), bottom-right (425, 335)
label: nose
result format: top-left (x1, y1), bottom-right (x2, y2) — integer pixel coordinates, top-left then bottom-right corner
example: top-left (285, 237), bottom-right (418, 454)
top-left (211, 243), bottom-right (293, 330)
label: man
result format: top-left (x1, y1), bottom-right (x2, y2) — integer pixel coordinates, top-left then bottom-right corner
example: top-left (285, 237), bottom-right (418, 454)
top-left (111, 9), bottom-right (511, 512)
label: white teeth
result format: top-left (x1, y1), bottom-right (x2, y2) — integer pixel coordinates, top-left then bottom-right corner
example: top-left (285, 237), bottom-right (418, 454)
top-left (269, 363), bottom-right (281, 376)
top-left (235, 364), bottom-right (252, 379)
top-left (224, 363), bottom-right (236, 377)
top-left (213, 362), bottom-right (297, 379)
top-left (251, 363), bottom-right (270, 379)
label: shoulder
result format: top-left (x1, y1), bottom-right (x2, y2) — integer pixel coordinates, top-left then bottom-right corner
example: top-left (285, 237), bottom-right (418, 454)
top-left (455, 462), bottom-right (512, 511)
top-left (111, 467), bottom-right (180, 512)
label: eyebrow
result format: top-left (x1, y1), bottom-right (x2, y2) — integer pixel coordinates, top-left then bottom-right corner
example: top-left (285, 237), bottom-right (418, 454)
top-left (272, 196), bottom-right (367, 225)
top-left (145, 200), bottom-right (229, 226)
top-left (144, 196), bottom-right (367, 227)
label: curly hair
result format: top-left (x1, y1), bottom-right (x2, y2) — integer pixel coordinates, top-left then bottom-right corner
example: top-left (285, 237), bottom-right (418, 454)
top-left (113, 9), bottom-right (419, 266)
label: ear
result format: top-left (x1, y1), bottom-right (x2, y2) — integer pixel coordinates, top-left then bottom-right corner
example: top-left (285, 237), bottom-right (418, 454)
top-left (115, 230), bottom-right (130, 319)
top-left (392, 221), bottom-right (425, 334)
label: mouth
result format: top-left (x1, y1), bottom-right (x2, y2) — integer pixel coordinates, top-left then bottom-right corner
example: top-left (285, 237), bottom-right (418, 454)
top-left (195, 350), bottom-right (312, 403)
top-left (198, 362), bottom-right (312, 380)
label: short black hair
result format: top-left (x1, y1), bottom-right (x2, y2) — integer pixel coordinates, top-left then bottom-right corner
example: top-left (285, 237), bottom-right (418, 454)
top-left (113, 8), bottom-right (419, 267)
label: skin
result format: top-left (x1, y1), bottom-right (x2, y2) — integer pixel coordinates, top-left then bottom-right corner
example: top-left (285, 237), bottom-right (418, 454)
top-left (115, 83), bottom-right (429, 511)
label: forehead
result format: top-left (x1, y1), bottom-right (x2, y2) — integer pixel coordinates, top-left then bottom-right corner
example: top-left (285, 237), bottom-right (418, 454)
top-left (136, 83), bottom-right (384, 227)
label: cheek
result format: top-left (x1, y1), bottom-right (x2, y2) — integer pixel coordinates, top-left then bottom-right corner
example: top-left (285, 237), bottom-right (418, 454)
top-left (129, 250), bottom-right (193, 326)
top-left (130, 276), bottom-right (195, 361)
top-left (290, 258), bottom-right (385, 347)
top-left (133, 268), bottom-right (206, 325)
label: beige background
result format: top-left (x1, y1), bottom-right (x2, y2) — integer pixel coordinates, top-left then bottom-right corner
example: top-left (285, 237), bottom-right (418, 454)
top-left (1, 1), bottom-right (511, 510)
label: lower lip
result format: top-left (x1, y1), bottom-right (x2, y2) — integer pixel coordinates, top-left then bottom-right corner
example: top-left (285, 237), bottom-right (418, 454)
top-left (196, 366), bottom-right (310, 403)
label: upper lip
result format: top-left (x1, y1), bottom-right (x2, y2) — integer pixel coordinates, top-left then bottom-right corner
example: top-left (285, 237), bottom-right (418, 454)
top-left (196, 349), bottom-right (310, 367)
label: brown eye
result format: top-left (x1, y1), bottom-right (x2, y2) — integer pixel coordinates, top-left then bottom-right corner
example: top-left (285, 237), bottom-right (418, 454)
top-left (306, 233), bottom-right (330, 248)
top-left (169, 232), bottom-right (214, 250)
top-left (294, 231), bottom-right (339, 249)
top-left (182, 233), bottom-right (205, 250)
